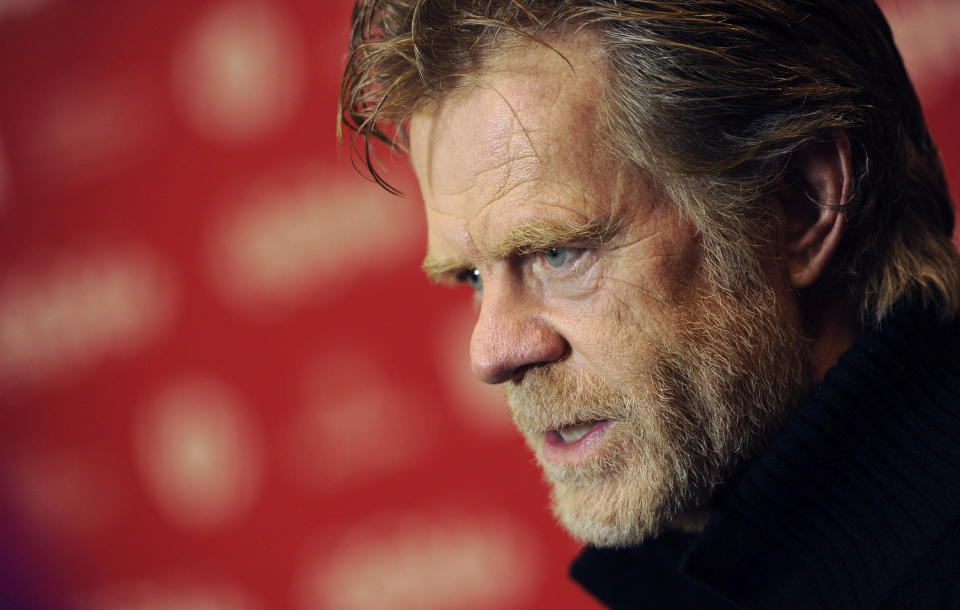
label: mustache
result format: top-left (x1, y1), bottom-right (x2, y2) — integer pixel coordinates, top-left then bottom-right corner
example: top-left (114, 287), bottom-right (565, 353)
top-left (504, 364), bottom-right (651, 433)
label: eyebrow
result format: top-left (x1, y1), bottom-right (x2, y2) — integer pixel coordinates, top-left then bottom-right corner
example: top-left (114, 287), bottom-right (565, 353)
top-left (421, 217), bottom-right (620, 282)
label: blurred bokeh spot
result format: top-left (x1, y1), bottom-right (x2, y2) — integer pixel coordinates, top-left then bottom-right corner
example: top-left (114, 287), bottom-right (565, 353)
top-left (173, 1), bottom-right (304, 141)
top-left (208, 169), bottom-right (418, 313)
top-left (299, 512), bottom-right (539, 610)
top-left (136, 377), bottom-right (263, 530)
top-left (0, 248), bottom-right (175, 393)
top-left (0, 1), bottom-right (956, 608)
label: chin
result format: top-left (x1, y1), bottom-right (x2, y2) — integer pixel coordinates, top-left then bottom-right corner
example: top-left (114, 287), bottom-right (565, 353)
top-left (548, 473), bottom-right (672, 548)
top-left (540, 434), bottom-right (698, 548)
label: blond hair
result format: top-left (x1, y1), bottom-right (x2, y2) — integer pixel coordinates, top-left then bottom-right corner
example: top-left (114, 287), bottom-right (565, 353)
top-left (340, 0), bottom-right (960, 325)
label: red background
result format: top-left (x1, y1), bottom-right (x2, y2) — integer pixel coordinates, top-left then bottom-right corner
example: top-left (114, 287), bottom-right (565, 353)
top-left (0, 1), bottom-right (957, 609)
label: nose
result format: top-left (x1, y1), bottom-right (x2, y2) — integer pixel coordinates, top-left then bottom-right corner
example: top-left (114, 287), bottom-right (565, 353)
top-left (469, 278), bottom-right (567, 384)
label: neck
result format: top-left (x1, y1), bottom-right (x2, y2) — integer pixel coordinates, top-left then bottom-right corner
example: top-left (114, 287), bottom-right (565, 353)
top-left (800, 286), bottom-right (859, 383)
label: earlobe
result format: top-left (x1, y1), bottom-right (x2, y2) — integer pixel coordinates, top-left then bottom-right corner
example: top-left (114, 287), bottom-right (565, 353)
top-left (781, 134), bottom-right (852, 289)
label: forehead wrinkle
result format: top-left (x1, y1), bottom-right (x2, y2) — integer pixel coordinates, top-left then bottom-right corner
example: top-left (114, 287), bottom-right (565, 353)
top-left (466, 149), bottom-right (541, 205)
top-left (411, 80), bottom-right (538, 202)
top-left (464, 72), bottom-right (547, 168)
top-left (416, 36), bottom-right (623, 285)
top-left (468, 101), bottom-right (549, 218)
top-left (420, 89), bottom-right (545, 210)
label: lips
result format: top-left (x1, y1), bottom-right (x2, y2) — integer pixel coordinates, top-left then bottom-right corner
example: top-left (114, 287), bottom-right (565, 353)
top-left (542, 419), bottom-right (616, 464)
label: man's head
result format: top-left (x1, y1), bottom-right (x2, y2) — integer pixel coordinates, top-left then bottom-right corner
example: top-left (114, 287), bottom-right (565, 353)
top-left (340, 0), bottom-right (960, 546)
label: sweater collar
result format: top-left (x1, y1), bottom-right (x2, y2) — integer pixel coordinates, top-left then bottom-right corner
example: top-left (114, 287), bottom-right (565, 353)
top-left (573, 312), bottom-right (960, 609)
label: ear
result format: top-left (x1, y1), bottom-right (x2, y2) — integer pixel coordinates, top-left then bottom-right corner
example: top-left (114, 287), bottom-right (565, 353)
top-left (779, 133), bottom-right (852, 289)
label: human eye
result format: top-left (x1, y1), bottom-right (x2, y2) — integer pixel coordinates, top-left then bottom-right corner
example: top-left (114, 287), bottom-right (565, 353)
top-left (540, 247), bottom-right (580, 270)
top-left (455, 267), bottom-right (483, 292)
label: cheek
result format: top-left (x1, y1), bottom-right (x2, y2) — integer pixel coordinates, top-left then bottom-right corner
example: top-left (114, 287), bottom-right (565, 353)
top-left (591, 252), bottom-right (696, 331)
top-left (535, 256), bottom-right (603, 303)
top-left (552, 282), bottom-right (671, 380)
top-left (557, 248), bottom-right (705, 379)
top-left (594, 173), bottom-right (704, 293)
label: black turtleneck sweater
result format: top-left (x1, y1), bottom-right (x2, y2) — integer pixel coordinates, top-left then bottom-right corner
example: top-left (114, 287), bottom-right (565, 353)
top-left (571, 311), bottom-right (960, 609)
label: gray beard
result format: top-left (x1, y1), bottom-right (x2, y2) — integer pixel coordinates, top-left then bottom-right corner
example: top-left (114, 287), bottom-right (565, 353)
top-left (504, 278), bottom-right (812, 547)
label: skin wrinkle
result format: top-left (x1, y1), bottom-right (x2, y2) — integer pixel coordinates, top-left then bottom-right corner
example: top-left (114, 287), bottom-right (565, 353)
top-left (417, 75), bottom-right (704, 366)
top-left (455, 71), bottom-right (551, 174)
top-left (344, 2), bottom-right (960, 327)
top-left (422, 172), bottom-right (681, 294)
top-left (408, 33), bottom-right (816, 546)
top-left (423, 219), bottom-right (615, 282)
top-left (422, 63), bottom-right (638, 288)
top-left (416, 79), bottom-right (541, 202)
top-left (424, 225), bottom-right (688, 324)
top-left (332, 0), bottom-right (958, 546)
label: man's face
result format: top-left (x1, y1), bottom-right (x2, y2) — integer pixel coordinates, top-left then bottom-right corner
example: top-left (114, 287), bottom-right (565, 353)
top-left (409, 36), bottom-right (811, 546)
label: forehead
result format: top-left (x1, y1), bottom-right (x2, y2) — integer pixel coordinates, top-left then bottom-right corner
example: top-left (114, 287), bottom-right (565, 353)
top-left (408, 35), bottom-right (616, 244)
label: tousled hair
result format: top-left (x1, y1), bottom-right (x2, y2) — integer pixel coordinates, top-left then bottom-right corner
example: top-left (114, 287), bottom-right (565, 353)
top-left (339, 0), bottom-right (960, 325)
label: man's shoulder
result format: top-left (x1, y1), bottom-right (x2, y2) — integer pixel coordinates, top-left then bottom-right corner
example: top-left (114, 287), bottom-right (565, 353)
top-left (881, 517), bottom-right (960, 609)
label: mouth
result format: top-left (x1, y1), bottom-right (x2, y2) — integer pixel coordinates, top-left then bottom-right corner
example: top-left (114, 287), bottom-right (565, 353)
top-left (542, 419), bottom-right (616, 465)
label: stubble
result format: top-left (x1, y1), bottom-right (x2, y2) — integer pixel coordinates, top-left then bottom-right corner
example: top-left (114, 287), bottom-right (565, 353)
top-left (505, 279), bottom-right (811, 547)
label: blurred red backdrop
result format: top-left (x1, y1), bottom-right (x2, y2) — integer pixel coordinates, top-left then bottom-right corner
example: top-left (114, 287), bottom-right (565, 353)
top-left (0, 1), bottom-right (957, 609)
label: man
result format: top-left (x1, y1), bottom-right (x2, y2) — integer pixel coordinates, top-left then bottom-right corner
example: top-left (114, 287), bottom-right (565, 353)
top-left (340, 1), bottom-right (960, 607)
